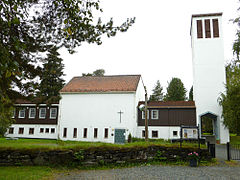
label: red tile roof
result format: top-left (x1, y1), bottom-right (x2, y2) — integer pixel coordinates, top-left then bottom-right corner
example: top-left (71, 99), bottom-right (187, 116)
top-left (60, 75), bottom-right (141, 93)
top-left (138, 101), bottom-right (195, 108)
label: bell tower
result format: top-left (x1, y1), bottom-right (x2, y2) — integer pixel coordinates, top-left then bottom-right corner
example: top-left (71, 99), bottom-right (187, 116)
top-left (191, 13), bottom-right (229, 144)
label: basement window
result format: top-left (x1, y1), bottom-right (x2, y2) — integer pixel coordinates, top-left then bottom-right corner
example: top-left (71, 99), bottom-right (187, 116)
top-left (73, 128), bottom-right (77, 138)
top-left (9, 127), bottom-right (14, 134)
top-left (63, 128), bottom-right (67, 138)
top-left (152, 131), bottom-right (158, 138)
top-left (29, 128), bottom-right (34, 135)
top-left (94, 128), bottom-right (98, 138)
top-left (18, 128), bottom-right (24, 134)
top-left (173, 131), bottom-right (178, 136)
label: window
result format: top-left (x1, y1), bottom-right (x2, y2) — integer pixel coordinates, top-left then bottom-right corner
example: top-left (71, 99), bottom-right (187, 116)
top-left (142, 130), bottom-right (145, 137)
top-left (151, 110), bottom-right (158, 119)
top-left (152, 131), bottom-right (158, 138)
top-left (83, 128), bottom-right (87, 138)
top-left (29, 108), bottom-right (36, 118)
top-left (51, 128), bottom-right (55, 134)
top-left (9, 127), bottom-right (14, 134)
top-left (18, 128), bottom-right (24, 134)
top-left (19, 109), bottom-right (25, 118)
top-left (142, 110), bottom-right (149, 119)
top-left (73, 128), bottom-right (77, 138)
top-left (45, 128), bottom-right (49, 133)
top-left (40, 128), bottom-right (44, 133)
top-left (104, 128), bottom-right (108, 138)
top-left (197, 20), bottom-right (203, 38)
top-left (63, 128), bottom-right (67, 138)
top-left (12, 109), bottom-right (15, 118)
top-left (205, 19), bottom-right (211, 38)
top-left (173, 131), bottom-right (178, 136)
top-left (39, 108), bottom-right (46, 119)
top-left (50, 108), bottom-right (57, 119)
top-left (213, 19), bottom-right (219, 38)
top-left (94, 128), bottom-right (98, 138)
top-left (29, 128), bottom-right (34, 135)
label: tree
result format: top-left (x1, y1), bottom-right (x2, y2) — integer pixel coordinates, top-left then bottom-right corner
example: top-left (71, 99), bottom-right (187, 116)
top-left (82, 69), bottom-right (105, 77)
top-left (189, 86), bottom-right (193, 101)
top-left (149, 80), bottom-right (164, 101)
top-left (164, 77), bottom-right (187, 101)
top-left (0, 1), bottom-right (135, 136)
top-left (93, 69), bottom-right (105, 76)
top-left (219, 61), bottom-right (240, 135)
top-left (37, 46), bottom-right (65, 103)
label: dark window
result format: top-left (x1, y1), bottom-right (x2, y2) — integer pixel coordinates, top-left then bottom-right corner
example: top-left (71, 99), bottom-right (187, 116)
top-left (29, 128), bottom-right (34, 135)
top-left (173, 131), bottom-right (178, 136)
top-left (94, 128), bottom-right (98, 138)
top-left (197, 20), bottom-right (203, 38)
top-left (104, 128), bottom-right (108, 138)
top-left (51, 128), bottom-right (55, 134)
top-left (73, 128), bottom-right (77, 138)
top-left (213, 19), bottom-right (219, 38)
top-left (205, 19), bottom-right (211, 38)
top-left (63, 128), bottom-right (67, 138)
top-left (152, 131), bottom-right (158, 138)
top-left (45, 128), bottom-right (49, 133)
top-left (142, 130), bottom-right (145, 137)
top-left (83, 128), bottom-right (87, 138)
top-left (19, 128), bottom-right (24, 134)
top-left (40, 128), bottom-right (44, 133)
top-left (9, 127), bottom-right (14, 134)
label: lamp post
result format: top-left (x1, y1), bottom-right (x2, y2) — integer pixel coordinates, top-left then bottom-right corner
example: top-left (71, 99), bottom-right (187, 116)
top-left (144, 86), bottom-right (148, 141)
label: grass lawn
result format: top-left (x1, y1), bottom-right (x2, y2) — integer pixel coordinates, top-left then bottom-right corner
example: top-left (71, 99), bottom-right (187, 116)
top-left (230, 135), bottom-right (240, 144)
top-left (0, 166), bottom-right (56, 180)
top-left (0, 138), bottom-right (206, 151)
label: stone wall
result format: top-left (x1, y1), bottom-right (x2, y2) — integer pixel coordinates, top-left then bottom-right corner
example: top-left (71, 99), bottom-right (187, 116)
top-left (0, 146), bottom-right (211, 166)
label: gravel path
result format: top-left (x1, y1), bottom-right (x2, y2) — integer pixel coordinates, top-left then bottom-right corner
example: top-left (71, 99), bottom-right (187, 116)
top-left (56, 164), bottom-right (240, 180)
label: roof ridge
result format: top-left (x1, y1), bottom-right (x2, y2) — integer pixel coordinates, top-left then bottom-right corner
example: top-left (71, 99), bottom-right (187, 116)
top-left (73, 74), bottom-right (141, 78)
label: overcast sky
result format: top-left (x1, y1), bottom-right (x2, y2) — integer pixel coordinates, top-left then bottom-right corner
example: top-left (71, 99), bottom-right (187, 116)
top-left (59, 0), bottom-right (239, 96)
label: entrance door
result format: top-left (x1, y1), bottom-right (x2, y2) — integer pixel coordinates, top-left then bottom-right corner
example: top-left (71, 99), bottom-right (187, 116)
top-left (114, 129), bottom-right (125, 144)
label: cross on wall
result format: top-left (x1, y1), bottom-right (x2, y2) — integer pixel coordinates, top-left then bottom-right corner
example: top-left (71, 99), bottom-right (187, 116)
top-left (118, 110), bottom-right (124, 123)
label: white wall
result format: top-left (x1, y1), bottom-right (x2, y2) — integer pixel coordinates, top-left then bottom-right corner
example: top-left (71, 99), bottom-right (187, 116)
top-left (5, 124), bottom-right (58, 139)
top-left (137, 126), bottom-right (181, 140)
top-left (191, 15), bottom-right (229, 143)
top-left (59, 92), bottom-right (138, 143)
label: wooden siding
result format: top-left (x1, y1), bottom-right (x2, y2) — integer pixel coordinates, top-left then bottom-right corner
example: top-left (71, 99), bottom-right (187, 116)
top-left (138, 108), bottom-right (196, 126)
top-left (13, 105), bottom-right (58, 125)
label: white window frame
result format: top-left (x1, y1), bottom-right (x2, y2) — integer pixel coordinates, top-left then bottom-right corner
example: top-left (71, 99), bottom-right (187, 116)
top-left (50, 108), bottom-right (57, 119)
top-left (18, 109), bottom-right (25, 118)
top-left (12, 109), bottom-right (15, 118)
top-left (29, 108), bottom-right (36, 118)
top-left (142, 110), bottom-right (149, 119)
top-left (39, 108), bottom-right (46, 119)
top-left (151, 110), bottom-right (159, 119)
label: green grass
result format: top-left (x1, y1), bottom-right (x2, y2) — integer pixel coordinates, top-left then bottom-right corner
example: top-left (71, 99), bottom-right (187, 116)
top-left (0, 138), bottom-right (206, 151)
top-left (230, 135), bottom-right (240, 144)
top-left (0, 166), bottom-right (56, 180)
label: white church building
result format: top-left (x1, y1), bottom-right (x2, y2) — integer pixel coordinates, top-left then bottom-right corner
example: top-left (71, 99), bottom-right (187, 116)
top-left (58, 75), bottom-right (145, 143)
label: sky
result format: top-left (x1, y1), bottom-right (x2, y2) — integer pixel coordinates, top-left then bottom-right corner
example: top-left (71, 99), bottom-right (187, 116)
top-left (59, 0), bottom-right (239, 96)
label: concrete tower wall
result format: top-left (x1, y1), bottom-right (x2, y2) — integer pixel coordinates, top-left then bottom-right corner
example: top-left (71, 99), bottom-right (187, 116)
top-left (191, 13), bottom-right (229, 144)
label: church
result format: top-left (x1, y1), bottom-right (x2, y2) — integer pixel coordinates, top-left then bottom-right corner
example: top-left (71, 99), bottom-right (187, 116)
top-left (5, 13), bottom-right (229, 144)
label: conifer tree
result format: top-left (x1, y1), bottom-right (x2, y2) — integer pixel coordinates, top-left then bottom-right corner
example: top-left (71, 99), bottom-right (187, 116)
top-left (38, 46), bottom-right (65, 103)
top-left (149, 80), bottom-right (164, 101)
top-left (189, 86), bottom-right (193, 101)
top-left (164, 77), bottom-right (187, 101)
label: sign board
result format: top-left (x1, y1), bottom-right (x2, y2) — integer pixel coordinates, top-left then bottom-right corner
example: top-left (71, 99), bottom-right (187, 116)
top-left (182, 128), bottom-right (198, 139)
